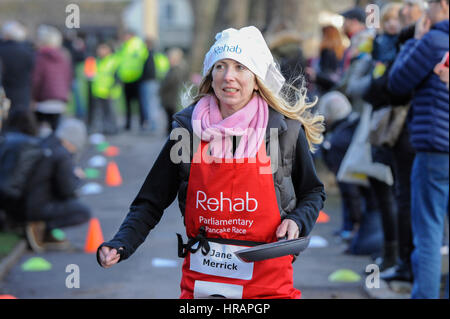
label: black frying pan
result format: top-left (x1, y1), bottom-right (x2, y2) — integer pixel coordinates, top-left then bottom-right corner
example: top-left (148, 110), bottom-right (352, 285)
top-left (234, 236), bottom-right (310, 263)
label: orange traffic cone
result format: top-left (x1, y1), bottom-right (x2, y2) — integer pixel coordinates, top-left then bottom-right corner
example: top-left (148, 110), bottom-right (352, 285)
top-left (84, 218), bottom-right (104, 254)
top-left (105, 161), bottom-right (122, 187)
top-left (317, 210), bottom-right (330, 223)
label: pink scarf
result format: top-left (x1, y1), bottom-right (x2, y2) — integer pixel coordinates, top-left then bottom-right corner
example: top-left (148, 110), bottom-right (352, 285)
top-left (192, 94), bottom-right (268, 159)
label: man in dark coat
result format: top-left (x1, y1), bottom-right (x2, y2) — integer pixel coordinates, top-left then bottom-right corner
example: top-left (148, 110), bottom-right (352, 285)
top-left (388, 0), bottom-right (449, 299)
top-left (0, 21), bottom-right (34, 114)
top-left (159, 48), bottom-right (188, 134)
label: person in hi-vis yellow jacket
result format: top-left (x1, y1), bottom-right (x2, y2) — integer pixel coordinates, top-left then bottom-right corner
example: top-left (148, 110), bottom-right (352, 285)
top-left (89, 42), bottom-right (120, 135)
top-left (116, 31), bottom-right (149, 131)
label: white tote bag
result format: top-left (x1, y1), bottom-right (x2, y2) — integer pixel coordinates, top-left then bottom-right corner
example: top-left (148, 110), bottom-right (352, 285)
top-left (337, 103), bottom-right (394, 186)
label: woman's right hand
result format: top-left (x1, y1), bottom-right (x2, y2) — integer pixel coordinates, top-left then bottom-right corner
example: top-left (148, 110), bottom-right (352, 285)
top-left (98, 246), bottom-right (122, 268)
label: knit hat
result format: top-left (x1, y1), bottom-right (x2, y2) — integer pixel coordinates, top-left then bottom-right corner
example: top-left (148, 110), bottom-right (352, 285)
top-left (56, 118), bottom-right (87, 152)
top-left (203, 26), bottom-right (286, 94)
top-left (340, 7), bottom-right (366, 24)
top-left (36, 24), bottom-right (62, 48)
top-left (318, 91), bottom-right (352, 125)
top-left (1, 20), bottom-right (27, 42)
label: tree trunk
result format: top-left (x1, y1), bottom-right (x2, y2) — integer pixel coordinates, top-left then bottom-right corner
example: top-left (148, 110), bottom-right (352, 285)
top-left (225, 0), bottom-right (250, 28)
top-left (188, 0), bottom-right (220, 75)
top-left (247, 0), bottom-right (268, 31)
top-left (266, 0), bottom-right (301, 34)
top-left (212, 0), bottom-right (250, 35)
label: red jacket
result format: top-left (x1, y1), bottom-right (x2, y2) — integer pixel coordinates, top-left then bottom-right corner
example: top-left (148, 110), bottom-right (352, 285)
top-left (32, 47), bottom-right (72, 102)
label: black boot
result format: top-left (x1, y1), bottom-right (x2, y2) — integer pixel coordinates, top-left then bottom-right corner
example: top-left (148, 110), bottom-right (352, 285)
top-left (375, 241), bottom-right (398, 272)
top-left (380, 259), bottom-right (413, 282)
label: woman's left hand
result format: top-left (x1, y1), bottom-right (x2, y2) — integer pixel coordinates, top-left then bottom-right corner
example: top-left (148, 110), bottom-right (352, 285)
top-left (276, 219), bottom-right (300, 240)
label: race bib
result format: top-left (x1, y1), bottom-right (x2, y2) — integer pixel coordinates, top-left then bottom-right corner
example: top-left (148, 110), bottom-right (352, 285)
top-left (190, 242), bottom-right (254, 280)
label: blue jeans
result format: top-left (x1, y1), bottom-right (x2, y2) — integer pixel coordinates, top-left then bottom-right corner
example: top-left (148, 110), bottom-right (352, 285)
top-left (72, 79), bottom-right (85, 119)
top-left (139, 79), bottom-right (160, 130)
top-left (410, 152), bottom-right (449, 299)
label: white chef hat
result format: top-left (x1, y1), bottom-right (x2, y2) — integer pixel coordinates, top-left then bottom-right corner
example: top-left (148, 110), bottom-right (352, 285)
top-left (203, 26), bottom-right (286, 95)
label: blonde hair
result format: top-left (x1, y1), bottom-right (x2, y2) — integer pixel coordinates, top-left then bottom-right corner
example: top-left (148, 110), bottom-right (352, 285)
top-left (183, 73), bottom-right (324, 153)
top-left (381, 3), bottom-right (402, 25)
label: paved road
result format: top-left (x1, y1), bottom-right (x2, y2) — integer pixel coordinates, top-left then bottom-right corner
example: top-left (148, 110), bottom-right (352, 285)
top-left (0, 115), bottom-right (375, 299)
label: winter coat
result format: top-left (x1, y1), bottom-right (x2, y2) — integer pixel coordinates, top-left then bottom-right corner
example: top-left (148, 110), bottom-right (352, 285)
top-left (159, 63), bottom-right (188, 112)
top-left (0, 40), bottom-right (35, 110)
top-left (140, 50), bottom-right (156, 81)
top-left (372, 34), bottom-right (399, 64)
top-left (315, 49), bottom-right (342, 94)
top-left (388, 20), bottom-right (449, 153)
top-left (116, 36), bottom-right (148, 83)
top-left (32, 47), bottom-right (72, 103)
top-left (101, 104), bottom-right (326, 261)
top-left (321, 113), bottom-right (360, 175)
top-left (25, 134), bottom-right (80, 220)
top-left (362, 34), bottom-right (411, 109)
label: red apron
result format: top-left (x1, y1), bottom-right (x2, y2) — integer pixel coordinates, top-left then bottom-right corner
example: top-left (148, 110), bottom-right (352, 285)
top-left (178, 139), bottom-right (301, 299)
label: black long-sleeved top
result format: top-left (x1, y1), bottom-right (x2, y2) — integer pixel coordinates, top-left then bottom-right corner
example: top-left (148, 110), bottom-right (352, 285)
top-left (100, 104), bottom-right (326, 262)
